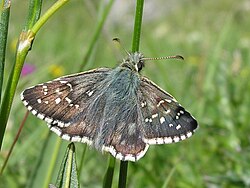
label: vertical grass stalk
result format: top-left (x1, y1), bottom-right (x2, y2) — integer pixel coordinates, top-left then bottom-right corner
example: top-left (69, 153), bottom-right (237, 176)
top-left (131, 0), bottom-right (144, 53)
top-left (118, 0), bottom-right (144, 187)
top-left (0, 0), bottom-right (10, 104)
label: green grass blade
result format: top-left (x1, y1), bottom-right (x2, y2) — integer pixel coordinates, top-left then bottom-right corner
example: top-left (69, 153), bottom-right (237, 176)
top-left (25, 130), bottom-right (51, 188)
top-left (25, 0), bottom-right (43, 30)
top-left (0, 0), bottom-right (10, 104)
top-left (161, 164), bottom-right (177, 188)
top-left (26, 134), bottom-right (62, 188)
top-left (77, 144), bottom-right (87, 179)
top-left (103, 156), bottom-right (116, 188)
top-left (79, 0), bottom-right (115, 71)
top-left (118, 161), bottom-right (128, 188)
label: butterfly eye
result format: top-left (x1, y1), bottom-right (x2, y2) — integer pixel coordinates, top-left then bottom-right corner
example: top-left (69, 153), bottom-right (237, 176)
top-left (137, 60), bottom-right (144, 72)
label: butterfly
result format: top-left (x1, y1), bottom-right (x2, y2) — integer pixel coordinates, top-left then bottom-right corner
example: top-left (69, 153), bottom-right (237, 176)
top-left (20, 51), bottom-right (198, 162)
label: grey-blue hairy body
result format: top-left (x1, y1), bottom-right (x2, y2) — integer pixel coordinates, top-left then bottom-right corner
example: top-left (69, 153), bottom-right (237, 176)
top-left (85, 66), bottom-right (141, 150)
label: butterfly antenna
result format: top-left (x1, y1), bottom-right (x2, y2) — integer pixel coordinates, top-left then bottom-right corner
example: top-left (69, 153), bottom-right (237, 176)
top-left (112, 38), bottom-right (130, 56)
top-left (142, 55), bottom-right (184, 61)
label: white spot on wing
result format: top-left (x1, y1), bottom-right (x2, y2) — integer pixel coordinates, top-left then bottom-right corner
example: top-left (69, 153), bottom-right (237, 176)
top-left (23, 100), bottom-right (28, 106)
top-left (37, 113), bottom-right (45, 119)
top-left (157, 100), bottom-right (165, 107)
top-left (66, 83), bottom-right (73, 91)
top-left (57, 121), bottom-right (65, 127)
top-left (50, 126), bottom-right (62, 136)
top-left (173, 137), bottom-right (180, 142)
top-left (65, 97), bottom-right (72, 104)
top-left (71, 136), bottom-right (81, 142)
top-left (37, 99), bottom-right (42, 103)
top-left (102, 144), bottom-right (149, 162)
top-left (160, 117), bottom-right (165, 124)
top-left (61, 134), bottom-right (71, 140)
top-left (176, 124), bottom-right (181, 130)
top-left (165, 99), bottom-right (172, 103)
top-left (156, 138), bottom-right (164, 144)
top-left (59, 80), bottom-right (67, 84)
top-left (186, 132), bottom-right (193, 138)
top-left (55, 98), bottom-right (61, 104)
top-left (45, 117), bottom-right (53, 124)
top-left (164, 137), bottom-right (173, 143)
top-left (81, 137), bottom-right (93, 145)
top-left (180, 135), bottom-right (186, 140)
top-left (152, 113), bottom-right (158, 119)
top-left (86, 90), bottom-right (94, 96)
top-left (31, 110), bottom-right (37, 115)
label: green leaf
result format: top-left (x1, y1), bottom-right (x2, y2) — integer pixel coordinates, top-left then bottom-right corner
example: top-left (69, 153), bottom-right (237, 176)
top-left (55, 143), bottom-right (79, 188)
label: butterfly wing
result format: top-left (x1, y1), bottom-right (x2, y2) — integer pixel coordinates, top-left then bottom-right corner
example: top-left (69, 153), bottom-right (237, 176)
top-left (21, 68), bottom-right (111, 128)
top-left (99, 95), bottom-right (149, 162)
top-left (138, 77), bottom-right (198, 144)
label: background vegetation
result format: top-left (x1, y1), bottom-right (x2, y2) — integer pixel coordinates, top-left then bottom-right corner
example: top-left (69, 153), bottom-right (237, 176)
top-left (1, 0), bottom-right (250, 187)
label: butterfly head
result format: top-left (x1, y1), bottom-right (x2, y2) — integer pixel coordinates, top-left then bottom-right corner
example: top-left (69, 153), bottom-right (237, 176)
top-left (121, 51), bottom-right (184, 73)
top-left (122, 52), bottom-right (145, 72)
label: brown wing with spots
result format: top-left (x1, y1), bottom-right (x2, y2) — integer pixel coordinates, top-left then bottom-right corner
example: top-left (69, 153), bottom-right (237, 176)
top-left (21, 68), bottom-right (111, 127)
top-left (138, 77), bottom-right (198, 144)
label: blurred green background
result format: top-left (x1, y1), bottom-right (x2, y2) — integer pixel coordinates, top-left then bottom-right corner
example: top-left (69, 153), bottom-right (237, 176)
top-left (1, 0), bottom-right (250, 187)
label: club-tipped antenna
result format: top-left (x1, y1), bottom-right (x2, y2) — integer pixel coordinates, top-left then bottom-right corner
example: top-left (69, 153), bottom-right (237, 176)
top-left (113, 37), bottom-right (130, 56)
top-left (142, 55), bottom-right (184, 61)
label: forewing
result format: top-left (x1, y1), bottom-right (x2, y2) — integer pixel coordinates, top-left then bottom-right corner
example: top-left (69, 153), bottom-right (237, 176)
top-left (21, 68), bottom-right (111, 128)
top-left (139, 77), bottom-right (198, 144)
